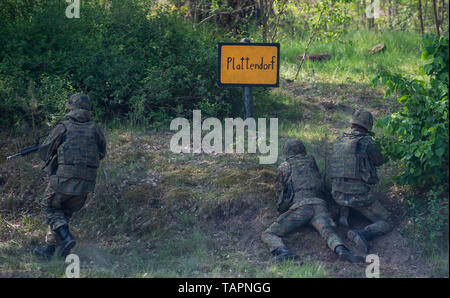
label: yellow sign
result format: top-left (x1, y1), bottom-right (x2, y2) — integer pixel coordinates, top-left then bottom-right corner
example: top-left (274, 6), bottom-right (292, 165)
top-left (218, 43), bottom-right (280, 87)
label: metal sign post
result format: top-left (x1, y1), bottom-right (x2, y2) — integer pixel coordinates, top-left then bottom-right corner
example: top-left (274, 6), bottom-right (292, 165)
top-left (217, 39), bottom-right (280, 119)
top-left (243, 83), bottom-right (253, 119)
top-left (241, 38), bottom-right (253, 118)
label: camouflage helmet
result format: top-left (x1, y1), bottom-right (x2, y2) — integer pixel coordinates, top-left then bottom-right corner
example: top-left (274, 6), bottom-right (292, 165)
top-left (283, 139), bottom-right (306, 157)
top-left (351, 109), bottom-right (373, 131)
top-left (67, 93), bottom-right (91, 111)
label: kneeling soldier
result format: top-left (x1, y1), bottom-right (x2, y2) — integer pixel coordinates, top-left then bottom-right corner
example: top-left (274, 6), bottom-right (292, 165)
top-left (261, 139), bottom-right (362, 263)
top-left (33, 93), bottom-right (106, 259)
top-left (330, 109), bottom-right (393, 253)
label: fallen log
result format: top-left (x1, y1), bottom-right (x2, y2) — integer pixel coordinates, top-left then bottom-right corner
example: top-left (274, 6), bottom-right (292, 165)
top-left (368, 43), bottom-right (386, 54)
top-left (297, 53), bottom-right (332, 61)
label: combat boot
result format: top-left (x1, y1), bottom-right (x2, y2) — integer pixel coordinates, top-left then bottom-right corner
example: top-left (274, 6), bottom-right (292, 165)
top-left (271, 247), bottom-right (301, 262)
top-left (334, 245), bottom-right (365, 263)
top-left (55, 225), bottom-right (76, 258)
top-left (347, 230), bottom-right (372, 254)
top-left (33, 244), bottom-right (56, 259)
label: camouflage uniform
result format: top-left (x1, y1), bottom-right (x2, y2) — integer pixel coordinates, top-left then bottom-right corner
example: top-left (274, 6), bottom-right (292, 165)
top-left (261, 145), bottom-right (344, 254)
top-left (38, 96), bottom-right (106, 246)
top-left (330, 110), bottom-right (393, 240)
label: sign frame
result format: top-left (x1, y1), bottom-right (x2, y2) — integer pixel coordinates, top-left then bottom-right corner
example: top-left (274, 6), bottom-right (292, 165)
top-left (218, 42), bottom-right (280, 87)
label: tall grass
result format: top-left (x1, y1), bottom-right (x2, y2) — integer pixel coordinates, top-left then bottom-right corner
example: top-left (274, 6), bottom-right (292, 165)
top-left (280, 30), bottom-right (424, 83)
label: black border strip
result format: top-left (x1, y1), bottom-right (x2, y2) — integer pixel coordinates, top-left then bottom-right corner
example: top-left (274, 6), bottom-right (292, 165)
top-left (217, 43), bottom-right (280, 87)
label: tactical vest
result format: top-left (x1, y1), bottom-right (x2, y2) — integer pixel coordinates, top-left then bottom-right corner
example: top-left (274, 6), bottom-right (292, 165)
top-left (288, 155), bottom-right (323, 199)
top-left (277, 155), bottom-right (325, 213)
top-left (56, 120), bottom-right (100, 181)
top-left (330, 133), bottom-right (371, 181)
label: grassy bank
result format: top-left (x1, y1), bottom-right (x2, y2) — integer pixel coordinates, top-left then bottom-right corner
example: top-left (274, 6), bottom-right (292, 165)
top-left (279, 30), bottom-right (424, 83)
top-left (1, 29), bottom-right (447, 278)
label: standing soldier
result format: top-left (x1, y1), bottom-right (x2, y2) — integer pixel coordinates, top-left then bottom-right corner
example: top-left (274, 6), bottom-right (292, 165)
top-left (330, 109), bottom-right (393, 253)
top-left (33, 93), bottom-right (106, 259)
top-left (261, 139), bottom-right (363, 263)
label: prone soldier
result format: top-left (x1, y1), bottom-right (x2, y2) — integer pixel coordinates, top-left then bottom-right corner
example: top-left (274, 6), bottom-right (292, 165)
top-left (33, 93), bottom-right (106, 259)
top-left (330, 109), bottom-right (393, 253)
top-left (261, 139), bottom-right (363, 263)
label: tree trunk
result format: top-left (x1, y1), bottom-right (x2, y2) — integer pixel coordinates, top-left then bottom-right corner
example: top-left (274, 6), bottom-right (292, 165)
top-left (260, 0), bottom-right (267, 42)
top-left (393, 0), bottom-right (398, 17)
top-left (418, 0), bottom-right (425, 37)
top-left (356, 0), bottom-right (360, 30)
top-left (361, 0), bottom-right (367, 29)
top-left (432, 0), bottom-right (440, 36)
top-left (271, 0), bottom-right (287, 43)
top-left (368, 0), bottom-right (375, 30)
top-left (369, 17), bottom-right (375, 31)
top-left (294, 10), bottom-right (324, 80)
top-left (388, 0), bottom-right (392, 28)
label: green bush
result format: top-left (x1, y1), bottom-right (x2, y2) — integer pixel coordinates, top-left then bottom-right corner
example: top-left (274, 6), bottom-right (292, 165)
top-left (373, 34), bottom-right (449, 188)
top-left (403, 186), bottom-right (448, 253)
top-left (373, 34), bottom-right (449, 249)
top-left (0, 0), bottom-right (241, 130)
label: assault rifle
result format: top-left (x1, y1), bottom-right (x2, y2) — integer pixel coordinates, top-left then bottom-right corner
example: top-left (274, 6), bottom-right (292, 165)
top-left (6, 137), bottom-right (40, 160)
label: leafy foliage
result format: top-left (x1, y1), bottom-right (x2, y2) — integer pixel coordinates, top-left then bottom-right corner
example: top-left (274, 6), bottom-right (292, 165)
top-left (405, 186), bottom-right (448, 252)
top-left (0, 0), bottom-right (241, 130)
top-left (373, 34), bottom-right (449, 250)
top-left (373, 34), bottom-right (449, 188)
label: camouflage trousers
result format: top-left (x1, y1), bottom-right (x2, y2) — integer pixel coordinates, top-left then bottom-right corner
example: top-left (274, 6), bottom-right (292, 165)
top-left (332, 191), bottom-right (393, 237)
top-left (41, 187), bottom-right (87, 245)
top-left (261, 202), bottom-right (344, 253)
